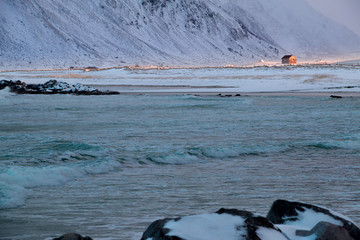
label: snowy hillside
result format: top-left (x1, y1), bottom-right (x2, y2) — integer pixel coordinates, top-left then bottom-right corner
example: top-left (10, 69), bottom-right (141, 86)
top-left (220, 0), bottom-right (360, 58)
top-left (0, 0), bottom-right (359, 69)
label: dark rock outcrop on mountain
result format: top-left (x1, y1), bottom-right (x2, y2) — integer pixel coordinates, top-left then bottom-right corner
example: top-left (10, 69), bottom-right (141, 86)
top-left (0, 80), bottom-right (119, 95)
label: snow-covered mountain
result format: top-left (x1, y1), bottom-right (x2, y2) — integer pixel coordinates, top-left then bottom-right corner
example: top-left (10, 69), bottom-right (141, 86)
top-left (0, 0), bottom-right (359, 69)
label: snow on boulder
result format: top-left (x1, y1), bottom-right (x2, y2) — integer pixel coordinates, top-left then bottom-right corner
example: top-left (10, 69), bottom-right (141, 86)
top-left (267, 199), bottom-right (360, 240)
top-left (141, 208), bottom-right (288, 240)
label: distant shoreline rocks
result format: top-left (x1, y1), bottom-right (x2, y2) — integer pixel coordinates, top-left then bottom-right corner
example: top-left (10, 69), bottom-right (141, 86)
top-left (0, 80), bottom-right (119, 95)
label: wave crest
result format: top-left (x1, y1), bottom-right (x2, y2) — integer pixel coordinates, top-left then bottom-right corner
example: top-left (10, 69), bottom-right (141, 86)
top-left (0, 159), bottom-right (121, 209)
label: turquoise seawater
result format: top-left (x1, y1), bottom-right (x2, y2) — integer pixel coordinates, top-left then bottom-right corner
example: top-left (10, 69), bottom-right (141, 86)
top-left (0, 93), bottom-right (359, 239)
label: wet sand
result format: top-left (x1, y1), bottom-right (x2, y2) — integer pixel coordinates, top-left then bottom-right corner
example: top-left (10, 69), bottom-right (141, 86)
top-left (91, 84), bottom-right (360, 97)
top-left (119, 92), bottom-right (360, 97)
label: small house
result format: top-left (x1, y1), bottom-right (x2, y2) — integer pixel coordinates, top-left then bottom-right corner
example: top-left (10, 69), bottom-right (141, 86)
top-left (282, 55), bottom-right (297, 64)
top-left (84, 66), bottom-right (98, 72)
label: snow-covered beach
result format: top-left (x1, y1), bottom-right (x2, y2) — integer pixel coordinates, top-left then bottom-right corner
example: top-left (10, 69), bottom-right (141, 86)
top-left (1, 63), bottom-right (360, 96)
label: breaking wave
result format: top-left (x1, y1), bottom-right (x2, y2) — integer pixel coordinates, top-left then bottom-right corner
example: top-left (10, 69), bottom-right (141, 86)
top-left (0, 87), bottom-right (15, 100)
top-left (144, 137), bottom-right (360, 165)
top-left (0, 159), bottom-right (121, 209)
top-left (144, 145), bottom-right (285, 165)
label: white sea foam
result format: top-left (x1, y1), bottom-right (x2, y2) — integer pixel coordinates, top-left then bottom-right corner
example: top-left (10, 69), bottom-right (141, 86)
top-left (0, 159), bottom-right (121, 209)
top-left (0, 87), bottom-right (15, 99)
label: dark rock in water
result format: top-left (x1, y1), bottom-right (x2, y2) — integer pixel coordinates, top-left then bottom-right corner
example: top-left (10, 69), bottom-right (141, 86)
top-left (141, 208), bottom-right (287, 240)
top-left (267, 199), bottom-right (360, 240)
top-left (330, 95), bottom-right (343, 98)
top-left (53, 233), bottom-right (93, 240)
top-left (0, 80), bottom-right (120, 95)
top-left (0, 80), bottom-right (26, 92)
top-left (296, 221), bottom-right (355, 240)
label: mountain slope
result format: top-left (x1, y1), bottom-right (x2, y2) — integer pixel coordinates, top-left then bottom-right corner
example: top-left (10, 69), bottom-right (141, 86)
top-left (219, 0), bottom-right (360, 58)
top-left (0, 0), bottom-right (359, 69)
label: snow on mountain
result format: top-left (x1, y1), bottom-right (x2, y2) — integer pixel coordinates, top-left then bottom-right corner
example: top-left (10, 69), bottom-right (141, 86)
top-left (219, 0), bottom-right (360, 58)
top-left (0, 0), bottom-right (359, 70)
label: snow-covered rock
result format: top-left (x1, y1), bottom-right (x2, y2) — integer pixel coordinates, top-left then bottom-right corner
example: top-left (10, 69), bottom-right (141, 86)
top-left (1, 0), bottom-right (359, 70)
top-left (0, 80), bottom-right (119, 95)
top-left (141, 200), bottom-right (360, 240)
top-left (141, 208), bottom-right (287, 240)
top-left (267, 199), bottom-right (360, 240)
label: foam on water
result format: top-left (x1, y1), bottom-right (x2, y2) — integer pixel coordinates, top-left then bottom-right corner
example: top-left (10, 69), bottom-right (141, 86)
top-left (0, 159), bottom-right (122, 209)
top-left (0, 87), bottom-right (15, 99)
top-left (306, 136), bottom-right (360, 151)
top-left (144, 145), bottom-right (287, 165)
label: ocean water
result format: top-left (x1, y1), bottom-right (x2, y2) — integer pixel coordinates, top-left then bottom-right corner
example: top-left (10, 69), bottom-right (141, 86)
top-left (0, 93), bottom-right (359, 239)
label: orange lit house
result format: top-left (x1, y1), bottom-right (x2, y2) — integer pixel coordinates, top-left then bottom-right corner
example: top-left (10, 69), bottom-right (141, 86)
top-left (282, 55), bottom-right (297, 64)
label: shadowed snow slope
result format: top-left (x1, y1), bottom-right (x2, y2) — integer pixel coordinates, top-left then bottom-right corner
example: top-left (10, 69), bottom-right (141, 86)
top-left (1, 0), bottom-right (359, 69)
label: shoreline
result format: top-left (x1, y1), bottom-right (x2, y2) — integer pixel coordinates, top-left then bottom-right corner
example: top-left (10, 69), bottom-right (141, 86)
top-left (0, 61), bottom-right (355, 73)
top-left (103, 89), bottom-right (360, 97)
top-left (2, 62), bottom-right (359, 97)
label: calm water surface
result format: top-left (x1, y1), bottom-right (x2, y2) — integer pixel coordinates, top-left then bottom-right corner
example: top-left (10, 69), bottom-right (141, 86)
top-left (0, 93), bottom-right (359, 239)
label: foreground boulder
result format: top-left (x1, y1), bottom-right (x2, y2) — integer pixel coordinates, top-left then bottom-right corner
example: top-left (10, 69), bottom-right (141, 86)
top-left (141, 208), bottom-right (288, 240)
top-left (267, 199), bottom-right (360, 240)
top-left (141, 200), bottom-right (360, 240)
top-left (53, 233), bottom-right (93, 240)
top-left (0, 80), bottom-right (119, 95)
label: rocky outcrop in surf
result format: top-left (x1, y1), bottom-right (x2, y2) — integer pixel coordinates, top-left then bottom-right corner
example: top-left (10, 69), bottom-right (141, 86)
top-left (0, 80), bottom-right (119, 95)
